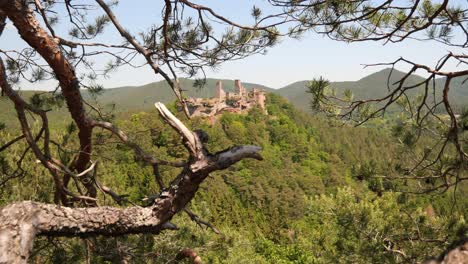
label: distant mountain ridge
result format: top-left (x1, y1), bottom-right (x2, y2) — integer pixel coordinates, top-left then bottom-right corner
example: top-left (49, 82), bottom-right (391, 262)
top-left (1, 68), bottom-right (466, 127)
top-left (96, 78), bottom-right (275, 111)
top-left (275, 68), bottom-right (467, 112)
top-left (98, 68), bottom-right (466, 113)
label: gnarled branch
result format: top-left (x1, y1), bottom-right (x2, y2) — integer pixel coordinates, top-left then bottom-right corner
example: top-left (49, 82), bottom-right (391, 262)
top-left (0, 102), bottom-right (262, 263)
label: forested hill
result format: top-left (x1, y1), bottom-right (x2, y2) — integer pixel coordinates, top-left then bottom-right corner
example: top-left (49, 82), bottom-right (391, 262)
top-left (93, 68), bottom-right (468, 112)
top-left (1, 93), bottom-right (465, 262)
top-left (275, 68), bottom-right (468, 112)
top-left (1, 69), bottom-right (466, 126)
top-left (94, 78), bottom-right (275, 111)
top-left (0, 79), bottom-right (274, 126)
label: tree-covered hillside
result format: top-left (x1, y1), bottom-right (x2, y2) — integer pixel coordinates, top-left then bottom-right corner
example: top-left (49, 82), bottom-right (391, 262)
top-left (1, 94), bottom-right (465, 263)
top-left (3, 68), bottom-right (467, 129)
top-left (2, 0), bottom-right (467, 262)
top-left (276, 68), bottom-right (468, 113)
top-left (97, 78), bottom-right (275, 112)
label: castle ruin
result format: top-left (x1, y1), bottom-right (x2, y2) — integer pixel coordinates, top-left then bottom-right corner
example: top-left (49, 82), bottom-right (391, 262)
top-left (186, 80), bottom-right (267, 118)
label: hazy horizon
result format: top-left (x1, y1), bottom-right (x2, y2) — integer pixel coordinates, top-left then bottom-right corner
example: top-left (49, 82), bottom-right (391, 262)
top-left (14, 66), bottom-right (440, 91)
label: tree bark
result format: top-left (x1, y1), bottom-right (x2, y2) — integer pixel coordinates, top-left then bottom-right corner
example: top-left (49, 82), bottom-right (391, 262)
top-left (424, 241), bottom-right (468, 264)
top-left (0, 201), bottom-right (165, 263)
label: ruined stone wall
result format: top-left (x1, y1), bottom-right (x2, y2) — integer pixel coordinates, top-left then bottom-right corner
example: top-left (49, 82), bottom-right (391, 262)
top-left (234, 80), bottom-right (242, 94)
top-left (234, 79), bottom-right (247, 97)
top-left (188, 80), bottom-right (267, 119)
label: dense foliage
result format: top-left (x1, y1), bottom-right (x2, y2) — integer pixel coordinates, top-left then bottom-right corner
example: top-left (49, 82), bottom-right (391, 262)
top-left (0, 94), bottom-right (465, 263)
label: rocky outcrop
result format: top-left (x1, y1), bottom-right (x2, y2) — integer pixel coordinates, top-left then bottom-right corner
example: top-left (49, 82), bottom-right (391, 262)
top-left (186, 80), bottom-right (267, 119)
top-left (425, 241), bottom-right (468, 264)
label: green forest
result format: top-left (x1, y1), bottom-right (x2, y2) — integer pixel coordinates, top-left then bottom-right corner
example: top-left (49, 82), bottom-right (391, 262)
top-left (1, 0), bottom-right (468, 263)
top-left (1, 93), bottom-right (465, 263)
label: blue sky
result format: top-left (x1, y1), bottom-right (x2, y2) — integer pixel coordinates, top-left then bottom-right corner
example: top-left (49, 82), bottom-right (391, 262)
top-left (1, 0), bottom-right (465, 89)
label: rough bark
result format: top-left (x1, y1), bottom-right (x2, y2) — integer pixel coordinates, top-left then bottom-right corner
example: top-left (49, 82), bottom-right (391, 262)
top-left (0, 201), bottom-right (163, 263)
top-left (424, 241), bottom-right (468, 264)
top-left (0, 10), bottom-right (5, 39)
top-left (0, 103), bottom-right (262, 263)
top-left (441, 242), bottom-right (468, 264)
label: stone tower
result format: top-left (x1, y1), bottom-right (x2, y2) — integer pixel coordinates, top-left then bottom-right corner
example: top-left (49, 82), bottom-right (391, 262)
top-left (234, 79), bottom-right (246, 97)
top-left (215, 81), bottom-right (226, 100)
top-left (254, 89), bottom-right (266, 112)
